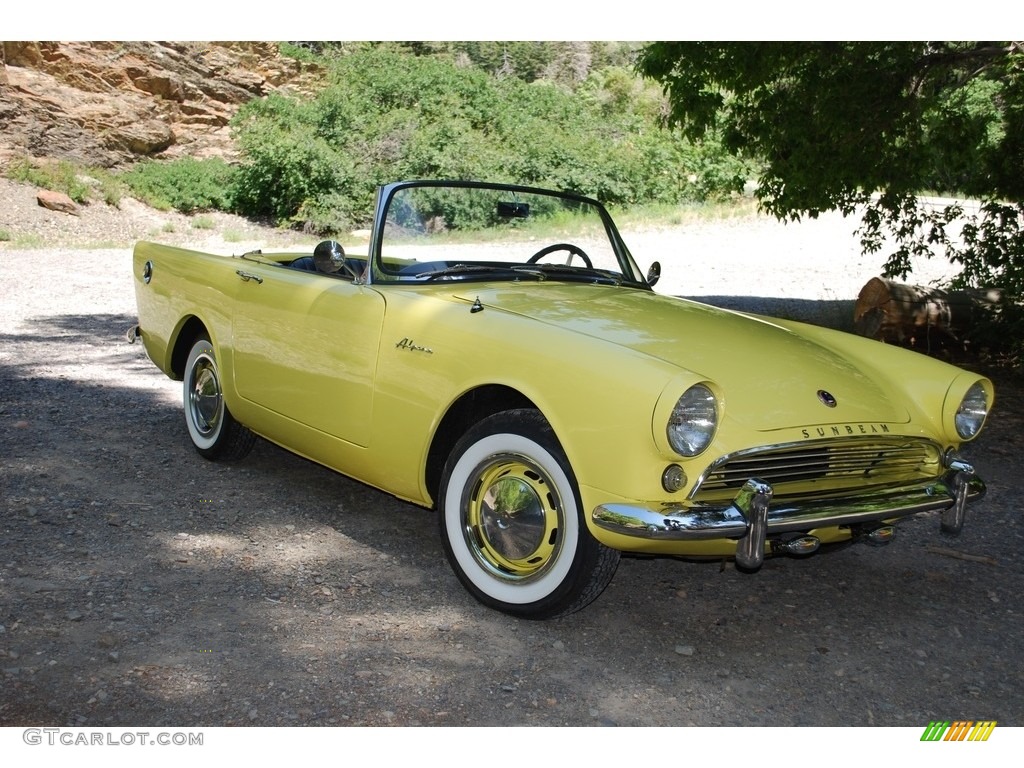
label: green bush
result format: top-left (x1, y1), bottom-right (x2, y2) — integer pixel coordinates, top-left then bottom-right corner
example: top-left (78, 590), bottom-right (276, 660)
top-left (295, 192), bottom-right (363, 236)
top-left (224, 46), bottom-right (758, 232)
top-left (7, 157), bottom-right (98, 204)
top-left (230, 119), bottom-right (355, 225)
top-left (122, 158), bottom-right (236, 213)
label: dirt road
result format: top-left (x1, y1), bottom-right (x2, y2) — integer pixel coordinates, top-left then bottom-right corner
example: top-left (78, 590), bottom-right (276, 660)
top-left (1, 195), bottom-right (1022, 729)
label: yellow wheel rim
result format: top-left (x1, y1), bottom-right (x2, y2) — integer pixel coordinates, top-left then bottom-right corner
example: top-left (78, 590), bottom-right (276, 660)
top-left (461, 453), bottom-right (564, 582)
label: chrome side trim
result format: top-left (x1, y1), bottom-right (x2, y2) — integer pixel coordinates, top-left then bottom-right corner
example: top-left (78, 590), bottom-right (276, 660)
top-left (592, 467), bottom-right (986, 543)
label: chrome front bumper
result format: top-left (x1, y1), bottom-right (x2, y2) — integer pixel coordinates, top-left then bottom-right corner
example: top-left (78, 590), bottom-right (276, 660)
top-left (591, 460), bottom-right (983, 569)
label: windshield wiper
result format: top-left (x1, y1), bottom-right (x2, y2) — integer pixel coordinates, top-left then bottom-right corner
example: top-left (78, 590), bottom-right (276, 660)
top-left (513, 264), bottom-right (622, 286)
top-left (415, 264), bottom-right (516, 281)
top-left (412, 263), bottom-right (621, 285)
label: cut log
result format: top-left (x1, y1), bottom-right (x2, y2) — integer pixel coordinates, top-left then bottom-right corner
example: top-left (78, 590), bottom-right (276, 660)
top-left (853, 276), bottom-right (1004, 352)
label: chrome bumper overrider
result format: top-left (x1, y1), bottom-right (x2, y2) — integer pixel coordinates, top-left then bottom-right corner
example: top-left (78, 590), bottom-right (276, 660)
top-left (591, 461), bottom-right (984, 570)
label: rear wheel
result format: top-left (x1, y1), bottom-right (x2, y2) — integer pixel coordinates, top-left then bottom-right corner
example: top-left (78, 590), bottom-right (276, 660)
top-left (183, 336), bottom-right (255, 461)
top-left (438, 409), bottom-right (619, 618)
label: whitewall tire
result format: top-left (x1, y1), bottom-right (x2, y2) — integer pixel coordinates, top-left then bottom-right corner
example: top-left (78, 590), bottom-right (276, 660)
top-left (183, 336), bottom-right (255, 461)
top-left (438, 409), bottom-right (619, 618)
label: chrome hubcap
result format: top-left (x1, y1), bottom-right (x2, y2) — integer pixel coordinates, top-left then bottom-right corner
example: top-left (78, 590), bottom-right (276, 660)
top-left (462, 453), bottom-right (563, 582)
top-left (189, 355), bottom-right (222, 436)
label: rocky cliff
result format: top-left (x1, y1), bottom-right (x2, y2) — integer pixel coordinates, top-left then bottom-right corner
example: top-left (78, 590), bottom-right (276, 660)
top-left (0, 41), bottom-right (322, 170)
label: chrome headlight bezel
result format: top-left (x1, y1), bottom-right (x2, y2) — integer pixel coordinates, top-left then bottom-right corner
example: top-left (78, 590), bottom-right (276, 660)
top-left (954, 381), bottom-right (990, 440)
top-left (666, 384), bottom-right (719, 457)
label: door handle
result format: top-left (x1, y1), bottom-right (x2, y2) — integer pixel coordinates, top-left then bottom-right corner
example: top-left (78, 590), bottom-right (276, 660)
top-left (236, 270), bottom-right (264, 284)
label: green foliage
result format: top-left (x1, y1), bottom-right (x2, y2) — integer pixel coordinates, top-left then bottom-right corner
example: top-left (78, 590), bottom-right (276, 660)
top-left (0, 228), bottom-right (11, 241)
top-left (97, 174), bottom-right (123, 207)
top-left (295, 192), bottom-right (363, 236)
top-left (7, 157), bottom-right (96, 204)
top-left (923, 78), bottom-right (1006, 195)
top-left (122, 158), bottom-right (236, 213)
top-left (230, 92), bottom-right (362, 226)
top-left (9, 233), bottom-right (45, 248)
top-left (226, 46), bottom-right (754, 232)
top-left (277, 42), bottom-right (323, 63)
top-left (859, 194), bottom-right (1024, 365)
top-left (493, 478), bottom-right (535, 515)
top-left (367, 42), bottom-right (639, 85)
top-left (638, 41), bottom-right (1024, 364)
top-left (637, 42), bottom-right (1019, 216)
top-left (949, 201), bottom-right (1024, 365)
top-left (6, 157), bottom-right (125, 207)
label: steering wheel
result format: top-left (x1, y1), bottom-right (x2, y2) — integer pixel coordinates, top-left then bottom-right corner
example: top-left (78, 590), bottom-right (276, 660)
top-left (526, 242), bottom-right (593, 269)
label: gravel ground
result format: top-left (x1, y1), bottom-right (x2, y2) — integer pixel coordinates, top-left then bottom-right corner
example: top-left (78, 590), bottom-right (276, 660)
top-left (1, 179), bottom-right (1022, 735)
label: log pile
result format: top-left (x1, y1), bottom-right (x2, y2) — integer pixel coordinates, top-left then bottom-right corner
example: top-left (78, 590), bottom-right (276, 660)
top-left (853, 276), bottom-right (1004, 354)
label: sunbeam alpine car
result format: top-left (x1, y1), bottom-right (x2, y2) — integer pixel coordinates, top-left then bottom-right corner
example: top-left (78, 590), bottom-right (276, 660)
top-left (131, 180), bottom-right (992, 618)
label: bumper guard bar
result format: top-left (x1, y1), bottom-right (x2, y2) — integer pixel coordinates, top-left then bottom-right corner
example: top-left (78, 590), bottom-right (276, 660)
top-left (592, 462), bottom-right (984, 570)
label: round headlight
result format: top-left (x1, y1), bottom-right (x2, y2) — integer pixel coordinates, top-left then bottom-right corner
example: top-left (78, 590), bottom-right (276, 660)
top-left (667, 384), bottom-right (718, 457)
top-left (954, 381), bottom-right (989, 439)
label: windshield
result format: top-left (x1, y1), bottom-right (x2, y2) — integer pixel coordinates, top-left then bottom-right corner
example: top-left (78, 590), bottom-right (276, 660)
top-left (372, 182), bottom-right (646, 286)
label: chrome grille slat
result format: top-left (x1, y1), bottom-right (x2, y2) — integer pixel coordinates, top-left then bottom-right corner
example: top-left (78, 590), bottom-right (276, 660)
top-left (716, 456), bottom-right (926, 475)
top-left (694, 437), bottom-right (942, 497)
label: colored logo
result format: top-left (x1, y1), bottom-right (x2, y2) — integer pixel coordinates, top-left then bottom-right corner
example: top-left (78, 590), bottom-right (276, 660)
top-left (816, 390), bottom-right (837, 408)
top-left (920, 721), bottom-right (997, 741)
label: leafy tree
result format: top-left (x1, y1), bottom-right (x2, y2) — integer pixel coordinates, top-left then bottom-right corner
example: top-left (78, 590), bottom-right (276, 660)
top-left (394, 42), bottom-right (640, 85)
top-left (638, 42), bottom-right (1024, 361)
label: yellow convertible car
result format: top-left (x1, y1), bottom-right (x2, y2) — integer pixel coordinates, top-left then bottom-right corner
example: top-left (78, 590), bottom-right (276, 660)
top-left (132, 180), bottom-right (993, 618)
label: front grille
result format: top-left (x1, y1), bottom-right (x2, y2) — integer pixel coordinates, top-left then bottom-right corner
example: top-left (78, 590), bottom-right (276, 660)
top-left (691, 437), bottom-right (943, 501)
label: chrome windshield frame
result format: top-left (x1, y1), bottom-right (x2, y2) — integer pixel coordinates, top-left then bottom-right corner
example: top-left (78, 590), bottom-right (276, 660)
top-left (365, 180), bottom-right (651, 289)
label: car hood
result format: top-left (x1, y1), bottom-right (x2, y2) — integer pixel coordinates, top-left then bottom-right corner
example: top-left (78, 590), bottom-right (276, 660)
top-left (452, 284), bottom-right (910, 430)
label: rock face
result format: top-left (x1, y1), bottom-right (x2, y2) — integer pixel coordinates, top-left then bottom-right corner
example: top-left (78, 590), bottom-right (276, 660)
top-left (0, 41), bottom-right (322, 170)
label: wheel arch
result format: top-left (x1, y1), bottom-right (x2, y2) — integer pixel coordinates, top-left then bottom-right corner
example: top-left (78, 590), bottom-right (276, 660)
top-left (169, 315), bottom-right (210, 380)
top-left (424, 384), bottom-right (539, 506)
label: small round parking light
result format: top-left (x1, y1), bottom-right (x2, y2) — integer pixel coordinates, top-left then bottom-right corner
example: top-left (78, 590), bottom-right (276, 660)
top-left (662, 464), bottom-right (687, 493)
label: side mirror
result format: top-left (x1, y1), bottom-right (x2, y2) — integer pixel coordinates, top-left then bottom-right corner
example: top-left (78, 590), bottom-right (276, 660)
top-left (314, 240), bottom-right (347, 273)
top-left (314, 239), bottom-right (360, 280)
top-left (646, 261), bottom-right (661, 287)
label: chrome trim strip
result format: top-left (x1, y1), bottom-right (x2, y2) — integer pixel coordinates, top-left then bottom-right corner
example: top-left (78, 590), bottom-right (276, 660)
top-left (592, 468), bottom-right (986, 542)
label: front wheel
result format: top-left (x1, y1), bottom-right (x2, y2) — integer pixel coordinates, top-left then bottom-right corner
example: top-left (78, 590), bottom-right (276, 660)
top-left (438, 409), bottom-right (619, 618)
top-left (183, 336), bottom-right (255, 461)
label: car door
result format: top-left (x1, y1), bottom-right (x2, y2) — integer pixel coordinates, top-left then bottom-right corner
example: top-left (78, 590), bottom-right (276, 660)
top-left (230, 263), bottom-right (385, 448)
